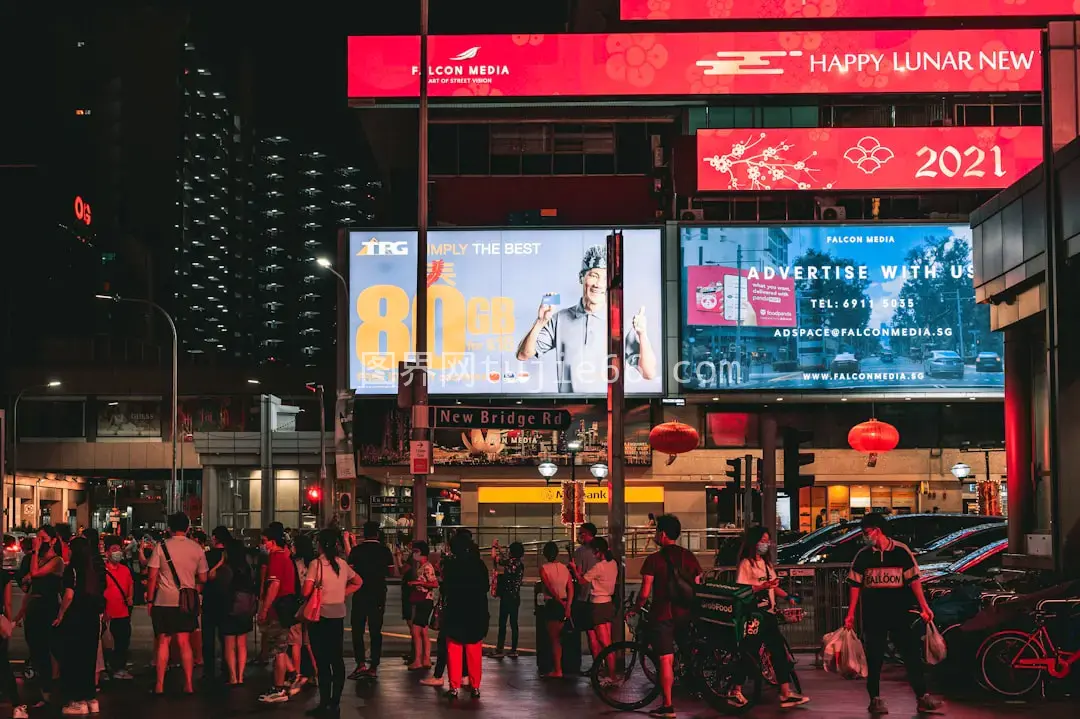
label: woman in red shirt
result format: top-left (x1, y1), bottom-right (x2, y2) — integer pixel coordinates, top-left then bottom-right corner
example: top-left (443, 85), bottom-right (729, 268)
top-left (102, 537), bottom-right (134, 679)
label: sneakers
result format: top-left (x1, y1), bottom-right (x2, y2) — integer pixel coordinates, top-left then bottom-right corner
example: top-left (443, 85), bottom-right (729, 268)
top-left (490, 650), bottom-right (504, 659)
top-left (87, 699), bottom-right (100, 714)
top-left (259, 689), bottom-right (290, 704)
top-left (917, 695), bottom-right (944, 713)
top-left (14, 705), bottom-right (29, 719)
top-left (648, 706), bottom-right (676, 718)
top-left (868, 697), bottom-right (889, 715)
top-left (113, 669), bottom-right (134, 680)
top-left (420, 677), bottom-right (445, 687)
top-left (347, 664), bottom-right (366, 680)
top-left (507, 651), bottom-right (519, 658)
top-left (62, 702), bottom-right (89, 716)
top-left (727, 690), bottom-right (749, 708)
top-left (288, 678), bottom-right (308, 696)
top-left (780, 693), bottom-right (810, 708)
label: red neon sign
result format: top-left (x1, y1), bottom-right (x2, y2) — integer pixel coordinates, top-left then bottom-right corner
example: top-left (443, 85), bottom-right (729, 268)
top-left (74, 196), bottom-right (92, 226)
top-left (621, 0), bottom-right (1079, 21)
top-left (696, 126), bottom-right (1043, 192)
top-left (347, 30), bottom-right (1041, 99)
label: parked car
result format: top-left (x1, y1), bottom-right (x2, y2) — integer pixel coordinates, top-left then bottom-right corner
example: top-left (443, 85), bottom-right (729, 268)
top-left (913, 523), bottom-right (1008, 565)
top-left (924, 350), bottom-right (965, 378)
top-left (2, 533), bottom-right (23, 574)
top-left (798, 514), bottom-right (1004, 564)
top-left (975, 352), bottom-right (1003, 372)
top-left (921, 538), bottom-right (1008, 583)
top-left (777, 521), bottom-right (858, 564)
top-left (830, 352), bottom-right (860, 374)
top-left (881, 349), bottom-right (895, 363)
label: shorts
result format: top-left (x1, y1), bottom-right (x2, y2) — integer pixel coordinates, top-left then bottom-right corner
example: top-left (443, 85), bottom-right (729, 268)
top-left (591, 601), bottom-right (615, 627)
top-left (262, 619), bottom-right (303, 658)
top-left (572, 600), bottom-right (594, 631)
top-left (411, 599), bottom-right (434, 628)
top-left (544, 599), bottom-right (568, 624)
top-left (151, 605), bottom-right (198, 636)
top-left (649, 615), bottom-right (691, 657)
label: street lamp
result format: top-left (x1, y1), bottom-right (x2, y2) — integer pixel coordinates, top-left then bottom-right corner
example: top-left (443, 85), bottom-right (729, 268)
top-left (10, 380), bottom-right (61, 528)
top-left (951, 462), bottom-right (971, 480)
top-left (314, 257), bottom-right (349, 297)
top-left (246, 379), bottom-right (261, 385)
top-left (567, 439), bottom-right (582, 485)
top-left (537, 462), bottom-right (558, 485)
top-left (590, 463), bottom-right (609, 485)
top-left (96, 293), bottom-right (178, 514)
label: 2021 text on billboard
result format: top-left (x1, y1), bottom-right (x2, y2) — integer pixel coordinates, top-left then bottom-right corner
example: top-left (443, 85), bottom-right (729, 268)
top-left (678, 224), bottom-right (1002, 396)
top-left (348, 228), bottom-right (664, 397)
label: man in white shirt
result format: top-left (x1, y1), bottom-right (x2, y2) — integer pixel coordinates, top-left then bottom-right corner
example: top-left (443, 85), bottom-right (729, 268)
top-left (147, 512), bottom-right (208, 694)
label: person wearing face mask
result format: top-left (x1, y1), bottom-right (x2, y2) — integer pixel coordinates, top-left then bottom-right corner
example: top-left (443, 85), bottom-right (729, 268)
top-left (733, 527), bottom-right (808, 709)
top-left (17, 526), bottom-right (64, 706)
top-left (845, 513), bottom-right (941, 715)
top-left (406, 541), bottom-right (437, 672)
top-left (102, 537), bottom-right (135, 679)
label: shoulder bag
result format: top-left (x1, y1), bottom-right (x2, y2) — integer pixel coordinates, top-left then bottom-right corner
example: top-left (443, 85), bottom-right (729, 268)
top-left (297, 559), bottom-right (324, 624)
top-left (102, 568), bottom-right (130, 649)
top-left (160, 540), bottom-right (200, 616)
top-left (271, 557), bottom-right (303, 627)
top-left (661, 546), bottom-right (696, 608)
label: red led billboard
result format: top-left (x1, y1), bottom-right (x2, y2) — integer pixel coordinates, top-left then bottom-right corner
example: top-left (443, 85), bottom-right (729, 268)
top-left (621, 0), bottom-right (1079, 21)
top-left (696, 126), bottom-right (1043, 192)
top-left (346, 30), bottom-right (1041, 99)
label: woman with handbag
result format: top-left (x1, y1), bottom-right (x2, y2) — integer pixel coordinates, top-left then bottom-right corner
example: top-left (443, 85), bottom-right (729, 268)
top-left (102, 537), bottom-right (134, 679)
top-left (302, 529), bottom-right (361, 715)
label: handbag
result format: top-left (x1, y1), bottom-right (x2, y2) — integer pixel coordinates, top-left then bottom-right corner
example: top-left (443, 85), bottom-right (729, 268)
top-left (272, 559), bottom-right (303, 628)
top-left (160, 540), bottom-right (200, 616)
top-left (101, 616), bottom-right (114, 650)
top-left (297, 559), bottom-right (323, 624)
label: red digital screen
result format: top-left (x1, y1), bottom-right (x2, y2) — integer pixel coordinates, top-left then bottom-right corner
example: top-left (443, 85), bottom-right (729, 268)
top-left (697, 126), bottom-right (1043, 193)
top-left (687, 265), bottom-right (797, 328)
top-left (706, 412), bottom-right (758, 448)
top-left (347, 30), bottom-right (1041, 99)
top-left (621, 0), bottom-right (1078, 21)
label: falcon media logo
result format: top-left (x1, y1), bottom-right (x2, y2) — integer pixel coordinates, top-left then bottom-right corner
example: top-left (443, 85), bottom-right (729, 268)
top-left (450, 47), bottom-right (481, 61)
top-left (412, 45), bottom-right (510, 84)
top-left (696, 50), bottom-right (804, 76)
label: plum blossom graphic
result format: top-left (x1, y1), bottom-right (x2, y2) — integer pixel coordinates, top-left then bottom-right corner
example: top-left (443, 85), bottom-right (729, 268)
top-left (967, 40), bottom-right (1032, 92)
top-left (451, 83), bottom-right (503, 97)
top-left (707, 0), bottom-right (735, 17)
top-left (779, 31), bottom-right (823, 53)
top-left (511, 35), bottom-right (544, 46)
top-left (701, 132), bottom-right (833, 191)
top-left (605, 35), bottom-right (669, 88)
top-left (685, 64), bottom-right (732, 94)
top-left (857, 55), bottom-right (894, 90)
top-left (784, 0), bottom-right (838, 18)
top-left (843, 137), bottom-right (895, 175)
top-left (808, 127), bottom-right (831, 143)
top-left (646, 0), bottom-right (672, 18)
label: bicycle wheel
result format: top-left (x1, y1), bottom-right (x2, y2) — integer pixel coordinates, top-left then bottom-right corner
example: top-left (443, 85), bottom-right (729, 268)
top-left (590, 640), bottom-right (663, 711)
top-left (977, 631), bottom-right (1045, 697)
top-left (759, 639), bottom-right (801, 693)
top-left (693, 645), bottom-right (761, 715)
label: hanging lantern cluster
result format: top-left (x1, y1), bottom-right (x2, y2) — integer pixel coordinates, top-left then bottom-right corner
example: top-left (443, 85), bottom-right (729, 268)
top-left (848, 418), bottom-right (899, 467)
top-left (649, 420), bottom-right (700, 465)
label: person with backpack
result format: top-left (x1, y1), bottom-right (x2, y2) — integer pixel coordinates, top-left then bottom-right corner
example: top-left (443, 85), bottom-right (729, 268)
top-left (627, 514), bottom-right (702, 719)
top-left (55, 536), bottom-right (106, 715)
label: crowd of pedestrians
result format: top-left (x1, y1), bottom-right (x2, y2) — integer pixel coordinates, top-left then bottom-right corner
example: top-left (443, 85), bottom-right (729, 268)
top-left (0, 511), bottom-right (949, 717)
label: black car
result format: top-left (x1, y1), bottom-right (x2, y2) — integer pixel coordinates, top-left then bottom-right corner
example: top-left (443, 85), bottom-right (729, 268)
top-left (797, 513), bottom-right (1005, 564)
top-left (975, 352), bottom-right (1003, 372)
top-left (777, 521), bottom-right (858, 564)
top-left (920, 539), bottom-right (1008, 583)
top-left (913, 523), bottom-right (1008, 565)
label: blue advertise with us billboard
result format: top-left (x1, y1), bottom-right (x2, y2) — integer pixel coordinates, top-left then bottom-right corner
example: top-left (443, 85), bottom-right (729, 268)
top-left (679, 224), bottom-right (1003, 394)
top-left (348, 228), bottom-right (663, 396)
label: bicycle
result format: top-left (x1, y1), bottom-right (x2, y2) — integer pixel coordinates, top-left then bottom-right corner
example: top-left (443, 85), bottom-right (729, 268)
top-left (590, 585), bottom-right (790, 714)
top-left (976, 599), bottom-right (1080, 697)
top-left (758, 607), bottom-right (803, 695)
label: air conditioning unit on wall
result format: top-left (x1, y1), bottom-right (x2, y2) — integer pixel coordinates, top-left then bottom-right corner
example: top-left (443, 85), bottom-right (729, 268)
top-left (681, 208), bottom-right (704, 221)
top-left (815, 196), bottom-right (846, 221)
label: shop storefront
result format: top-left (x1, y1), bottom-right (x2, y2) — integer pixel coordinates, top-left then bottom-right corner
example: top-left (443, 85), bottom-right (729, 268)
top-left (474, 485), bottom-right (664, 544)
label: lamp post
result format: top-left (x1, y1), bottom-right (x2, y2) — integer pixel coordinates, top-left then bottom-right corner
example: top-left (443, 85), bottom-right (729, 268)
top-left (537, 462), bottom-right (558, 485)
top-left (10, 380), bottom-right (61, 529)
top-left (950, 462), bottom-right (971, 480)
top-left (97, 294), bottom-right (178, 514)
top-left (590, 463), bottom-right (609, 485)
top-left (315, 257), bottom-right (348, 297)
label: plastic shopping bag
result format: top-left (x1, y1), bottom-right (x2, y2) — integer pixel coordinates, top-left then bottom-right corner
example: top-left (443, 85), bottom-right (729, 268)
top-left (925, 622), bottom-right (948, 666)
top-left (822, 627), bottom-right (868, 679)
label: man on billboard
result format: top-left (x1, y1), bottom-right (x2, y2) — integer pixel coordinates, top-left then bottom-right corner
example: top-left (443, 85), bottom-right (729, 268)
top-left (515, 245), bottom-right (657, 393)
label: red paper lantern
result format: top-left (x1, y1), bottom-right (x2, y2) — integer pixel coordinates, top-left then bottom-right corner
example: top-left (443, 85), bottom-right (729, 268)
top-left (649, 421), bottom-right (700, 465)
top-left (848, 418), bottom-right (900, 454)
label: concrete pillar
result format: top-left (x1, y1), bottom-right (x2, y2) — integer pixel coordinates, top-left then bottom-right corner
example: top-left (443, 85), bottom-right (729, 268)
top-left (202, 467), bottom-right (219, 530)
top-left (1004, 328), bottom-right (1034, 555)
top-left (1053, 260), bottom-right (1080, 576)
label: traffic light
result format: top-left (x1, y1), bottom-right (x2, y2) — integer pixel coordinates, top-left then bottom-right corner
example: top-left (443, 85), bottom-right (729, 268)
top-left (304, 485), bottom-right (323, 514)
top-left (782, 427), bottom-right (816, 496)
top-left (725, 457), bottom-right (743, 492)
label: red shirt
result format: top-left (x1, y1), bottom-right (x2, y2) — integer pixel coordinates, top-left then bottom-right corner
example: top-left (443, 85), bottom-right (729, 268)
top-left (266, 549), bottom-right (297, 619)
top-left (640, 545), bottom-right (702, 622)
top-left (103, 563), bottom-right (134, 619)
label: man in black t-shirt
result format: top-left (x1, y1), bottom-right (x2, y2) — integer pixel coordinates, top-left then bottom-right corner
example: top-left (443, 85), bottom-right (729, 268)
top-left (845, 513), bottom-right (942, 715)
top-left (347, 521), bottom-right (394, 679)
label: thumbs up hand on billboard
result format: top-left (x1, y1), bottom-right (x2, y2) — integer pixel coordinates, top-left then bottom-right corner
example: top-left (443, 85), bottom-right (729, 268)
top-left (632, 306), bottom-right (648, 337)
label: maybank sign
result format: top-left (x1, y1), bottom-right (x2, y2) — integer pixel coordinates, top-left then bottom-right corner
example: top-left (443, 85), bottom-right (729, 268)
top-left (478, 486), bottom-right (663, 504)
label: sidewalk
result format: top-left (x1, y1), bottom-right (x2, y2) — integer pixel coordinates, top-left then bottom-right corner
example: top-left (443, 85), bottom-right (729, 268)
top-left (77, 654), bottom-right (1076, 718)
